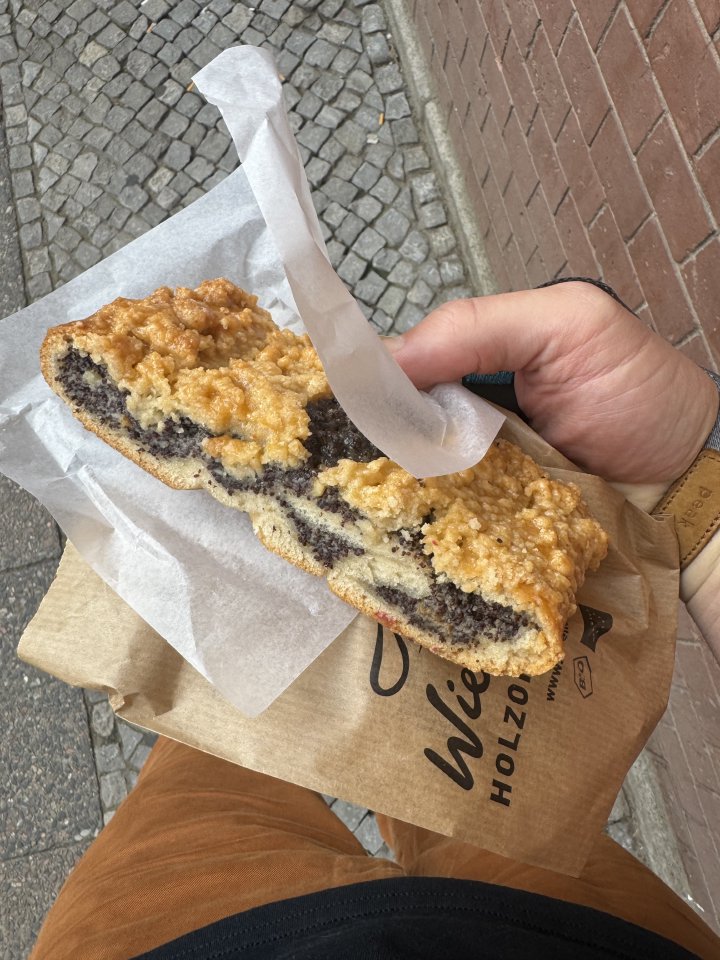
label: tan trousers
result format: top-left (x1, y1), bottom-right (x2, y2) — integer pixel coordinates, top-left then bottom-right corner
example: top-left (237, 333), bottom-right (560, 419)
top-left (31, 738), bottom-right (720, 960)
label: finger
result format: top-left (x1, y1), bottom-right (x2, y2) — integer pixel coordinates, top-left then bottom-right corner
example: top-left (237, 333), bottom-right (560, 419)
top-left (384, 283), bottom-right (612, 390)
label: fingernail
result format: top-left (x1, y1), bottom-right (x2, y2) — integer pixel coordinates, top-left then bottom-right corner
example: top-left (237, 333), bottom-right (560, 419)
top-left (382, 335), bottom-right (405, 356)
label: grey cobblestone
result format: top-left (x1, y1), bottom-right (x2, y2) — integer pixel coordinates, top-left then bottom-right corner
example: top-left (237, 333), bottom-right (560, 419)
top-left (353, 812), bottom-right (385, 854)
top-left (336, 211), bottom-right (364, 245)
top-left (370, 174), bottom-right (399, 204)
top-left (96, 743), bottom-right (124, 774)
top-left (354, 225), bottom-right (385, 259)
top-left (337, 250), bottom-right (366, 285)
top-left (429, 224), bottom-right (457, 257)
top-left (91, 700), bottom-right (115, 738)
top-left (355, 268), bottom-right (387, 301)
top-left (375, 207), bottom-right (410, 245)
top-left (353, 194), bottom-right (382, 223)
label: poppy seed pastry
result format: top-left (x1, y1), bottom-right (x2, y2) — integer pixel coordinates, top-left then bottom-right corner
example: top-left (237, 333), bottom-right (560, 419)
top-left (40, 279), bottom-right (608, 677)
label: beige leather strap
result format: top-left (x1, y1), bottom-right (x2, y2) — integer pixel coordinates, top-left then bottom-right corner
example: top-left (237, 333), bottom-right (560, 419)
top-left (652, 449), bottom-right (720, 568)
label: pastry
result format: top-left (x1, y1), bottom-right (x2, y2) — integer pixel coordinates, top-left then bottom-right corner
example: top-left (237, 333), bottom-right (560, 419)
top-left (40, 279), bottom-right (608, 676)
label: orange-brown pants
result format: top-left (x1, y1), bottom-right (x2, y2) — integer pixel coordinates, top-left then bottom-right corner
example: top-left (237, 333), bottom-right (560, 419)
top-left (31, 738), bottom-right (720, 960)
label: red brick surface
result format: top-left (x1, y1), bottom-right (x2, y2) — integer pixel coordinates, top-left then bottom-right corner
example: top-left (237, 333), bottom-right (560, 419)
top-left (412, 0), bottom-right (719, 367)
top-left (694, 135), bottom-right (720, 224)
top-left (637, 118), bottom-right (713, 262)
top-left (504, 110), bottom-right (541, 203)
top-left (557, 15), bottom-right (610, 143)
top-left (597, 6), bottom-right (663, 152)
top-left (506, 0), bottom-right (541, 54)
top-left (527, 110), bottom-right (567, 211)
top-left (555, 189), bottom-right (599, 274)
top-left (682, 241), bottom-right (720, 359)
top-left (555, 109), bottom-right (605, 221)
top-left (588, 203), bottom-right (643, 307)
top-left (411, 0), bottom-right (720, 927)
top-left (575, 0), bottom-right (618, 49)
top-left (648, 1), bottom-right (720, 156)
top-left (534, 0), bottom-right (574, 51)
top-left (591, 112), bottom-right (651, 239)
top-left (628, 217), bottom-right (696, 341)
top-left (526, 27), bottom-right (569, 137)
top-left (625, 0), bottom-right (666, 36)
top-left (694, 0), bottom-right (720, 35)
top-left (501, 33), bottom-right (537, 130)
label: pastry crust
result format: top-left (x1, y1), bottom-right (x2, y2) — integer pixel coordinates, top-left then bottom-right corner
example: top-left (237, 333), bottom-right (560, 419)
top-left (40, 279), bottom-right (608, 677)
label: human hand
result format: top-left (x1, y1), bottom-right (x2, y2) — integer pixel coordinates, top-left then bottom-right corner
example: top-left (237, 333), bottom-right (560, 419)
top-left (386, 281), bottom-right (718, 485)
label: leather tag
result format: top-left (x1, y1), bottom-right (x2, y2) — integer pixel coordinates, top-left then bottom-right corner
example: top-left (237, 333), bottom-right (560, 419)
top-left (652, 449), bottom-right (720, 568)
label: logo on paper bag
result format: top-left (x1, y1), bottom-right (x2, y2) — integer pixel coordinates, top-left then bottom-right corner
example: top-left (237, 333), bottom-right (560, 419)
top-left (369, 625), bottom-right (532, 805)
top-left (579, 604), bottom-right (613, 651)
top-left (573, 656), bottom-right (593, 698)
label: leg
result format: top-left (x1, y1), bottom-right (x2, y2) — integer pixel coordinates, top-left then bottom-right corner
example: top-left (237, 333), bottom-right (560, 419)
top-left (32, 738), bottom-right (401, 960)
top-left (375, 815), bottom-right (719, 960)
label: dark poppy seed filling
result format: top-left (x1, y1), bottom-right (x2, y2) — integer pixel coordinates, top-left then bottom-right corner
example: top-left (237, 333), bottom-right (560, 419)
top-left (56, 350), bottom-right (210, 459)
top-left (209, 461), bottom-right (315, 497)
top-left (277, 498), bottom-right (365, 568)
top-left (372, 581), bottom-right (535, 645)
top-left (56, 348), bottom-right (530, 641)
top-left (57, 350), bottom-right (127, 428)
top-left (315, 486), bottom-right (363, 524)
top-left (304, 397), bottom-right (382, 467)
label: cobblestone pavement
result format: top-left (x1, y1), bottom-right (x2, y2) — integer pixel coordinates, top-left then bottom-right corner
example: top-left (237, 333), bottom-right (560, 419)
top-left (0, 0), bottom-right (647, 954)
top-left (0, 0), bottom-right (471, 318)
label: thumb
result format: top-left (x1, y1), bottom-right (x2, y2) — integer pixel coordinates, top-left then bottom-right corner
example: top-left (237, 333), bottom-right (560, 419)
top-left (384, 285), bottom-right (590, 390)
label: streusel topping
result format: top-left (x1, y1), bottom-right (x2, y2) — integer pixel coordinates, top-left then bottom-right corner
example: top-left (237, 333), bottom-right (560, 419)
top-left (65, 279), bottom-right (332, 468)
top-left (59, 278), bottom-right (608, 628)
top-left (316, 443), bottom-right (608, 633)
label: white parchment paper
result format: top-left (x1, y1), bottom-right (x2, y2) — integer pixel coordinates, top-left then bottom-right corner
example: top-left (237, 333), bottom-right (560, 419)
top-left (194, 48), bottom-right (504, 477)
top-left (0, 47), bottom-right (503, 716)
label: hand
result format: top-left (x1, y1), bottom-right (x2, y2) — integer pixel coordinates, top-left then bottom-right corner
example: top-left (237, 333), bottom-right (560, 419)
top-left (386, 281), bottom-right (718, 484)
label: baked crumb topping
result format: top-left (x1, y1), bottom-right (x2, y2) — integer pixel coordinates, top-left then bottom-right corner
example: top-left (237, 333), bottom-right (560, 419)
top-left (64, 279), bottom-right (332, 469)
top-left (316, 443), bottom-right (608, 633)
top-left (55, 278), bottom-right (608, 632)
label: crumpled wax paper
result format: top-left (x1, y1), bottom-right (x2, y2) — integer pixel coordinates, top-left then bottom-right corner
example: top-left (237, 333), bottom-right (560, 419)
top-left (0, 46), bottom-right (503, 715)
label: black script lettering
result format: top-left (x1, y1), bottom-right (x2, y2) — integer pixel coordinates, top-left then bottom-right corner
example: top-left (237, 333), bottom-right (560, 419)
top-left (455, 668), bottom-right (491, 720)
top-left (508, 683), bottom-right (528, 706)
top-left (503, 705), bottom-right (526, 730)
top-left (498, 732), bottom-right (520, 751)
top-left (490, 778), bottom-right (512, 806)
top-left (424, 683), bottom-right (484, 791)
top-left (546, 662), bottom-right (563, 701)
top-left (489, 677), bottom-right (531, 807)
top-left (496, 753), bottom-right (515, 777)
top-left (369, 624), bottom-right (410, 697)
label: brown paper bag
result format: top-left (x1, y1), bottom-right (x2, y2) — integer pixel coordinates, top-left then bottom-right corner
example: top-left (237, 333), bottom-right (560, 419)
top-left (18, 414), bottom-right (680, 876)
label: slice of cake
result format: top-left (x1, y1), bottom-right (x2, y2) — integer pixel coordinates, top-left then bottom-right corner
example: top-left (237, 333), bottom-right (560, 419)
top-left (40, 279), bottom-right (608, 676)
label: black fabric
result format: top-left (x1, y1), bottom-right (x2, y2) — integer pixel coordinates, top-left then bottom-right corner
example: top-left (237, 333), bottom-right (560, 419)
top-left (134, 877), bottom-right (698, 960)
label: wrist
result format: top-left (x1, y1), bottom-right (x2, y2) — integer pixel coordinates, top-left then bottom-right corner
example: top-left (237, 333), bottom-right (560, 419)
top-left (667, 370), bottom-right (720, 484)
top-left (657, 368), bottom-right (719, 487)
top-left (653, 368), bottom-right (720, 571)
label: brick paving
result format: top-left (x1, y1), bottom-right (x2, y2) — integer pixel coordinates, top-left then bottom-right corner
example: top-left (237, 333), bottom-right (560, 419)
top-left (410, 0), bottom-right (720, 369)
